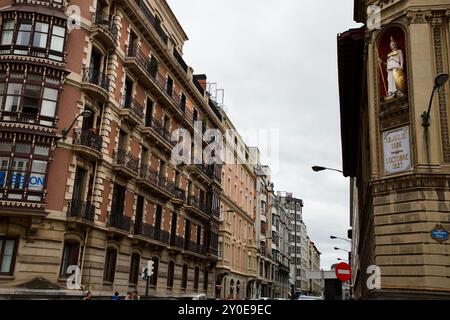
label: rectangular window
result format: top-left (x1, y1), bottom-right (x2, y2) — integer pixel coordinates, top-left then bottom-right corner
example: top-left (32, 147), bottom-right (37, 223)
top-left (0, 238), bottom-right (18, 275)
top-left (9, 158), bottom-right (28, 190)
top-left (4, 83), bottom-right (22, 112)
top-left (1, 20), bottom-right (14, 45)
top-left (16, 21), bottom-right (32, 46)
top-left (59, 242), bottom-right (80, 277)
top-left (33, 22), bottom-right (49, 48)
top-left (50, 26), bottom-right (65, 52)
top-left (0, 157), bottom-right (9, 188)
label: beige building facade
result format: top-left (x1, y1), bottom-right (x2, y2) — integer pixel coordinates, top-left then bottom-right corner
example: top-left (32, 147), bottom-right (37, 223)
top-left (339, 0), bottom-right (450, 299)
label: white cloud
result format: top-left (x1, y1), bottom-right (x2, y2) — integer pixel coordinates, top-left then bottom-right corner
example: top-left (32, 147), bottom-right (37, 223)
top-left (167, 0), bottom-right (359, 270)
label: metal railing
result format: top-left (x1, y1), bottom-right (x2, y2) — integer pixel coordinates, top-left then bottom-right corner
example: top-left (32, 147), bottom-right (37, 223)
top-left (120, 95), bottom-right (145, 120)
top-left (73, 129), bottom-right (102, 152)
top-left (132, 0), bottom-right (168, 44)
top-left (171, 235), bottom-right (184, 249)
top-left (92, 13), bottom-right (119, 41)
top-left (145, 118), bottom-right (174, 145)
top-left (67, 199), bottom-right (95, 222)
top-left (114, 149), bottom-right (140, 173)
top-left (82, 68), bottom-right (110, 92)
top-left (108, 214), bottom-right (132, 232)
top-left (139, 165), bottom-right (176, 195)
top-left (188, 196), bottom-right (209, 214)
top-left (134, 223), bottom-right (170, 244)
top-left (173, 48), bottom-right (188, 73)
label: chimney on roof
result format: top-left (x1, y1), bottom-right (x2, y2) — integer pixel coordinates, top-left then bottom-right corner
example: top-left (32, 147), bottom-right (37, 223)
top-left (193, 74), bottom-right (207, 91)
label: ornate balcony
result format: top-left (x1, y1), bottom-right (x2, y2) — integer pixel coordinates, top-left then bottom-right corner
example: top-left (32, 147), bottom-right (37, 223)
top-left (91, 13), bottom-right (118, 49)
top-left (112, 149), bottom-right (139, 178)
top-left (186, 241), bottom-right (207, 256)
top-left (171, 187), bottom-right (186, 207)
top-left (134, 222), bottom-right (170, 245)
top-left (186, 196), bottom-right (209, 220)
top-left (81, 68), bottom-right (110, 101)
top-left (72, 129), bottom-right (103, 161)
top-left (170, 235), bottom-right (184, 250)
top-left (136, 165), bottom-right (174, 200)
top-left (119, 95), bottom-right (144, 126)
top-left (130, 0), bottom-right (168, 45)
top-left (107, 214), bottom-right (132, 234)
top-left (142, 117), bottom-right (175, 153)
top-left (67, 199), bottom-right (96, 225)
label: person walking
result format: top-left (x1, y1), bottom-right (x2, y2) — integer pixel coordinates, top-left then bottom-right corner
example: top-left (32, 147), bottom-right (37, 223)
top-left (112, 291), bottom-right (121, 301)
top-left (132, 290), bottom-right (141, 300)
top-left (124, 292), bottom-right (133, 300)
top-left (83, 291), bottom-right (92, 300)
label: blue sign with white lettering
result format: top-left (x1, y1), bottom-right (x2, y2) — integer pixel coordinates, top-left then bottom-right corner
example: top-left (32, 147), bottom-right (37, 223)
top-left (431, 226), bottom-right (449, 242)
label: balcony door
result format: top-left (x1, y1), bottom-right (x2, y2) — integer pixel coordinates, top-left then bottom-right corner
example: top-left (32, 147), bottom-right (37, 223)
top-left (170, 212), bottom-right (177, 246)
top-left (134, 195), bottom-right (144, 234)
top-left (145, 98), bottom-right (153, 127)
top-left (82, 106), bottom-right (94, 131)
top-left (72, 167), bottom-right (87, 202)
top-left (111, 183), bottom-right (125, 216)
top-left (184, 219), bottom-right (191, 250)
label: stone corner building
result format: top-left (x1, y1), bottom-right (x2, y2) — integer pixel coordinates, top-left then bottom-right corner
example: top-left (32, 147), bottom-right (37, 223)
top-left (338, 0), bottom-right (450, 299)
top-left (0, 0), bottom-right (224, 298)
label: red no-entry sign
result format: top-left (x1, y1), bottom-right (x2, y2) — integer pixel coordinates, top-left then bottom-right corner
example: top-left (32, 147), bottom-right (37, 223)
top-left (335, 262), bottom-right (352, 282)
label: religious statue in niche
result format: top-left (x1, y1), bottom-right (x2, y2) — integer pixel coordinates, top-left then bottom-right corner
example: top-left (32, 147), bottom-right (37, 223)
top-left (378, 36), bottom-right (407, 97)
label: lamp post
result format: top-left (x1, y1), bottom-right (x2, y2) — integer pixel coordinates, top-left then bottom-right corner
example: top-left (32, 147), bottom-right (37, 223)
top-left (61, 110), bottom-right (93, 141)
top-left (312, 166), bottom-right (343, 174)
top-left (337, 258), bottom-right (349, 263)
top-left (330, 235), bottom-right (352, 244)
top-left (422, 73), bottom-right (449, 128)
top-left (334, 247), bottom-right (351, 253)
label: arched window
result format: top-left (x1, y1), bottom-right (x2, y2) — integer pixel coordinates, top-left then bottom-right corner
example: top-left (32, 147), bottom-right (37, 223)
top-left (236, 280), bottom-right (241, 298)
top-left (181, 264), bottom-right (188, 289)
top-left (193, 267), bottom-right (199, 291)
top-left (203, 270), bottom-right (209, 292)
top-left (229, 279), bottom-right (234, 298)
top-left (60, 241), bottom-right (80, 278)
top-left (167, 261), bottom-right (175, 288)
top-left (129, 253), bottom-right (140, 285)
top-left (103, 248), bottom-right (117, 283)
top-left (150, 257), bottom-right (159, 287)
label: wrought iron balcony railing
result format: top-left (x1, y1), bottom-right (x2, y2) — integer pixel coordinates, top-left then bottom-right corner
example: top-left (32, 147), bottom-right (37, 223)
top-left (82, 68), bottom-right (110, 92)
top-left (108, 214), bottom-right (132, 232)
top-left (73, 129), bottom-right (102, 152)
top-left (132, 0), bottom-right (168, 44)
top-left (92, 13), bottom-right (119, 40)
top-left (114, 149), bottom-right (140, 173)
top-left (120, 95), bottom-right (145, 120)
top-left (67, 199), bottom-right (95, 222)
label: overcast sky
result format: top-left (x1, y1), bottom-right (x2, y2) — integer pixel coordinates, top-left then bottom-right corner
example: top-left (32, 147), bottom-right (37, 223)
top-left (168, 0), bottom-right (360, 269)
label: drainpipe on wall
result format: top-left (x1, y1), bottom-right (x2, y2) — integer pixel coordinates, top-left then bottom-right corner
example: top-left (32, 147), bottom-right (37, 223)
top-left (79, 227), bottom-right (91, 290)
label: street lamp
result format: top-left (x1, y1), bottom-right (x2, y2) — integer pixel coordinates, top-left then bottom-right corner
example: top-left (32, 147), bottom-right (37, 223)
top-left (312, 166), bottom-right (343, 174)
top-left (330, 236), bottom-right (351, 244)
top-left (61, 110), bottom-right (93, 141)
top-left (422, 73), bottom-right (449, 127)
top-left (337, 258), bottom-right (349, 263)
top-left (334, 247), bottom-right (351, 253)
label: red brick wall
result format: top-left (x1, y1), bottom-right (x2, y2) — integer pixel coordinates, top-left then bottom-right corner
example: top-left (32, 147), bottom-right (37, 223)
top-left (46, 148), bottom-right (72, 212)
top-left (145, 200), bottom-right (154, 225)
top-left (124, 189), bottom-right (134, 218)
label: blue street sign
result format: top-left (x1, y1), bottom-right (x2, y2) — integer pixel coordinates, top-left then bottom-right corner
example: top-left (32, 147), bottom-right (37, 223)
top-left (431, 226), bottom-right (449, 242)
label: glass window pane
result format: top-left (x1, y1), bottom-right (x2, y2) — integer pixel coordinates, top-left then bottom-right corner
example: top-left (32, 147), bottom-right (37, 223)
top-left (50, 35), bottom-right (64, 52)
top-left (15, 143), bottom-right (31, 154)
top-left (24, 85), bottom-right (41, 97)
top-left (4, 96), bottom-right (20, 112)
top-left (41, 100), bottom-right (56, 117)
top-left (33, 33), bottom-right (47, 48)
top-left (43, 88), bottom-right (58, 101)
top-left (16, 30), bottom-right (31, 46)
top-left (34, 145), bottom-right (50, 156)
top-left (1, 31), bottom-right (13, 45)
top-left (10, 172), bottom-right (26, 189)
top-left (0, 142), bottom-right (12, 152)
top-left (1, 240), bottom-right (15, 273)
top-left (52, 26), bottom-right (65, 37)
top-left (31, 160), bottom-right (47, 173)
top-left (11, 158), bottom-right (28, 171)
top-left (7, 83), bottom-right (22, 95)
top-left (29, 173), bottom-right (45, 192)
top-left (35, 22), bottom-right (49, 33)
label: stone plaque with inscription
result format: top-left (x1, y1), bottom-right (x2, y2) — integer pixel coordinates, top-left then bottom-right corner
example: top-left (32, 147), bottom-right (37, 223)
top-left (383, 126), bottom-right (411, 175)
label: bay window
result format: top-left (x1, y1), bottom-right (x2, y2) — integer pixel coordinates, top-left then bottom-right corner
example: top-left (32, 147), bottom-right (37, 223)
top-left (0, 72), bottom-right (60, 126)
top-left (0, 15), bottom-right (66, 61)
top-left (0, 238), bottom-right (18, 275)
top-left (0, 136), bottom-right (51, 202)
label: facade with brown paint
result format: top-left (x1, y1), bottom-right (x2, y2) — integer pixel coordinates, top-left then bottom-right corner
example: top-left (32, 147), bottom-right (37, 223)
top-left (0, 0), bottom-right (224, 298)
top-left (339, 0), bottom-right (450, 299)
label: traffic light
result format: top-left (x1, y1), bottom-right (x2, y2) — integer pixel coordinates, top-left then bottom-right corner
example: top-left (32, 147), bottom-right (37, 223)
top-left (141, 267), bottom-right (148, 280)
top-left (148, 260), bottom-right (154, 277)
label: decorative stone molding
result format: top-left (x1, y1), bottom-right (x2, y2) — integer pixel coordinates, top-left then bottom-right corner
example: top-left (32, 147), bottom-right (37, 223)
top-left (432, 25), bottom-right (450, 162)
top-left (406, 10), bottom-right (432, 24)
